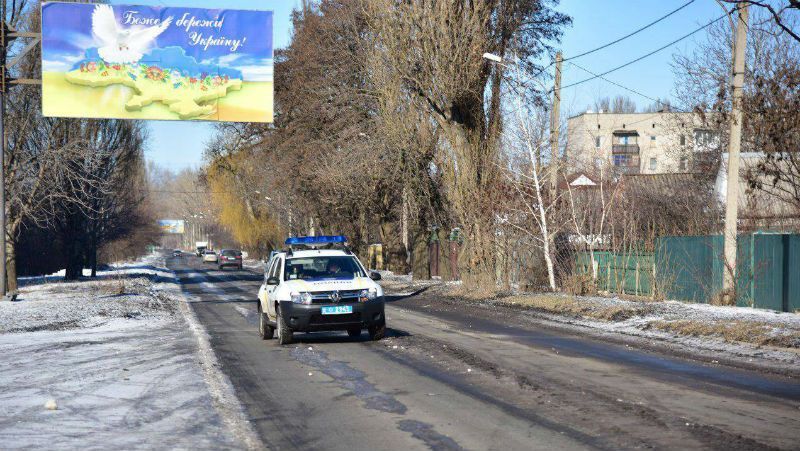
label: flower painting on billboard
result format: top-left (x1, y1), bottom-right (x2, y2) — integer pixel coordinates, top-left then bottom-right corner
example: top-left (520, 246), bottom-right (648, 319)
top-left (41, 2), bottom-right (273, 122)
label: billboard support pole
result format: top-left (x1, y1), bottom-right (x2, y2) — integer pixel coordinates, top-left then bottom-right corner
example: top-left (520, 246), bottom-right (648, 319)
top-left (0, 33), bottom-right (5, 299)
top-left (0, 16), bottom-right (41, 299)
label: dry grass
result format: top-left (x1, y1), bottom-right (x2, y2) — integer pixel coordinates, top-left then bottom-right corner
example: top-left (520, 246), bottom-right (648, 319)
top-left (647, 320), bottom-right (800, 348)
top-left (708, 291), bottom-right (737, 307)
top-left (91, 278), bottom-right (127, 296)
top-left (496, 294), bottom-right (649, 322)
top-left (447, 284), bottom-right (508, 302)
top-left (563, 274), bottom-right (597, 296)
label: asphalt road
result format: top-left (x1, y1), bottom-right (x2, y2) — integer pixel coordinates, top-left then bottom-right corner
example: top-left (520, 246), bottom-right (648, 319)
top-left (167, 254), bottom-right (800, 450)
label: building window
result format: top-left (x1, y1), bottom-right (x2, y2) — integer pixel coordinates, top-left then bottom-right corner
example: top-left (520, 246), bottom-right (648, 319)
top-left (649, 158), bottom-right (657, 170)
top-left (652, 123), bottom-right (656, 129)
top-left (680, 135), bottom-right (686, 146)
top-left (613, 154), bottom-right (631, 167)
top-left (595, 136), bottom-right (601, 148)
top-left (679, 157), bottom-right (688, 171)
top-left (694, 129), bottom-right (719, 151)
top-left (650, 135), bottom-right (656, 142)
top-left (597, 124), bottom-right (601, 130)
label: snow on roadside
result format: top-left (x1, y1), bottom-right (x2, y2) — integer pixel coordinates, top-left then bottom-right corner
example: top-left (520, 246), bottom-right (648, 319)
top-left (0, 252), bottom-right (256, 450)
top-left (497, 293), bottom-right (800, 367)
top-left (243, 258), bottom-right (265, 272)
top-left (384, 279), bottom-right (800, 369)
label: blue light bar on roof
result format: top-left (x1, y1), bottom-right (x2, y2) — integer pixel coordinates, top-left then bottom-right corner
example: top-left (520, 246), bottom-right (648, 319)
top-left (285, 235), bottom-right (348, 246)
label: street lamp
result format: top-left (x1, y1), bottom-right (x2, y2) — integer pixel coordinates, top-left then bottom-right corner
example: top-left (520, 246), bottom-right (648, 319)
top-left (482, 52), bottom-right (502, 63)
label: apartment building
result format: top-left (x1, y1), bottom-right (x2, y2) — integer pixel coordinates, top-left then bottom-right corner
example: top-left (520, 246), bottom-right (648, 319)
top-left (565, 110), bottom-right (721, 174)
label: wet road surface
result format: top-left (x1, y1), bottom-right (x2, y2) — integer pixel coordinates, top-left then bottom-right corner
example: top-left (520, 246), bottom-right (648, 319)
top-left (168, 254), bottom-right (800, 450)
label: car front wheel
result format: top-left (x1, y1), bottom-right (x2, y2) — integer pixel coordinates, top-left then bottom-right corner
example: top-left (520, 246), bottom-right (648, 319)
top-left (277, 308), bottom-right (293, 345)
top-left (368, 322), bottom-right (386, 341)
top-left (258, 303), bottom-right (274, 340)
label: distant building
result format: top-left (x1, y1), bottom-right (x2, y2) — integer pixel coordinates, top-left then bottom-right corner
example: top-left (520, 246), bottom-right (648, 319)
top-left (565, 110), bottom-right (798, 231)
top-left (565, 110), bottom-right (721, 175)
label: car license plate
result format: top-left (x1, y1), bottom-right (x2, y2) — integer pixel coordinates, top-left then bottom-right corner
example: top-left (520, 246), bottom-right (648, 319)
top-left (321, 305), bottom-right (353, 315)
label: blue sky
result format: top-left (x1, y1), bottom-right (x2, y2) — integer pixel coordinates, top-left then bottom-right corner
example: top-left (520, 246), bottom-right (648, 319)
top-left (135, 0), bottom-right (723, 171)
top-left (557, 0), bottom-right (723, 115)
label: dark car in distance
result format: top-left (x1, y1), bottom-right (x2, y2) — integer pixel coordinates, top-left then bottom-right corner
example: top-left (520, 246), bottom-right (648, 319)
top-left (218, 249), bottom-right (243, 270)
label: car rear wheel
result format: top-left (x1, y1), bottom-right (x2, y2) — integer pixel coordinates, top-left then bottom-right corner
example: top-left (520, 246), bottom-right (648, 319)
top-left (368, 322), bottom-right (386, 341)
top-left (347, 327), bottom-right (361, 338)
top-left (277, 308), bottom-right (293, 345)
top-left (258, 303), bottom-right (274, 340)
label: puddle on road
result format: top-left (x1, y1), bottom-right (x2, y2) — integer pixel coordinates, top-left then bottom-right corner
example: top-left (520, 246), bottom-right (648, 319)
top-left (291, 347), bottom-right (463, 450)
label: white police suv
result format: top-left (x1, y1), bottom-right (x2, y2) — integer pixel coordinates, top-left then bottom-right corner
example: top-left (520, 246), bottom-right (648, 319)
top-left (257, 236), bottom-right (386, 345)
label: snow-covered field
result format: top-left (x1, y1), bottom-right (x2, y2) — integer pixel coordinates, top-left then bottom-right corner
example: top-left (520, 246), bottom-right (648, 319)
top-left (0, 254), bottom-right (256, 450)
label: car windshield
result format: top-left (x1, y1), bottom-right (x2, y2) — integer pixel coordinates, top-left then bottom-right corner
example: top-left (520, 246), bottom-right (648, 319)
top-left (221, 250), bottom-right (240, 257)
top-left (205, 251), bottom-right (215, 254)
top-left (284, 256), bottom-right (365, 281)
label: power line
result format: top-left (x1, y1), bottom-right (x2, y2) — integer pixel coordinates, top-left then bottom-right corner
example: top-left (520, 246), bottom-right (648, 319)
top-left (564, 0), bottom-right (697, 62)
top-left (567, 61), bottom-right (691, 113)
top-left (513, 0), bottom-right (697, 82)
top-left (559, 10), bottom-right (733, 91)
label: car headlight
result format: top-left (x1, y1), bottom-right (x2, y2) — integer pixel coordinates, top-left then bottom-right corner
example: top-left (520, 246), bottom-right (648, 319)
top-left (359, 288), bottom-right (378, 302)
top-left (290, 292), bottom-right (312, 305)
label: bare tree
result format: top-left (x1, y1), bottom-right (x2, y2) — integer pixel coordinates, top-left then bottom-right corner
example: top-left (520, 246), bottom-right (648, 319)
top-left (364, 0), bottom-right (570, 282)
top-left (723, 1), bottom-right (800, 43)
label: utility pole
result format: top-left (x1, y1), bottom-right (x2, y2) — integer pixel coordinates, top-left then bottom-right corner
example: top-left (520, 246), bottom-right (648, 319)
top-left (0, 8), bottom-right (6, 297)
top-left (0, 36), bottom-right (5, 299)
top-left (549, 52), bottom-right (563, 201)
top-left (0, 7), bottom-right (40, 298)
top-left (722, 4), bottom-right (748, 301)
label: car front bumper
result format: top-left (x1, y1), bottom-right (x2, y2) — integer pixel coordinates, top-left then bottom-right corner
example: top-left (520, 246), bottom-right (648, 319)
top-left (278, 298), bottom-right (385, 332)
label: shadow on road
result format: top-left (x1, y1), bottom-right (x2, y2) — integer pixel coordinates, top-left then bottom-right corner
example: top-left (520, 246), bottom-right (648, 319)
top-left (288, 327), bottom-right (411, 345)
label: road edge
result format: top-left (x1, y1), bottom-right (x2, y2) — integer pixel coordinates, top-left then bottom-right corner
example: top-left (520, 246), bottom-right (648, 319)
top-left (157, 257), bottom-right (266, 451)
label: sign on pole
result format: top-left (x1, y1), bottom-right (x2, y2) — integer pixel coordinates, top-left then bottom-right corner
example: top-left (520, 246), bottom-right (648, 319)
top-left (158, 219), bottom-right (185, 234)
top-left (41, 2), bottom-right (273, 122)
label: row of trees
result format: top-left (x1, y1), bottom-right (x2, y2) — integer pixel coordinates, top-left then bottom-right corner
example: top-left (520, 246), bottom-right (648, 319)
top-left (204, 1), bottom-right (798, 291)
top-left (205, 0), bottom-right (570, 285)
top-left (4, 1), bottom-right (157, 288)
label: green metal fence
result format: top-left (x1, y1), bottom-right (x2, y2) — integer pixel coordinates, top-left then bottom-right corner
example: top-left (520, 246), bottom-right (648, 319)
top-left (575, 233), bottom-right (800, 312)
top-left (575, 251), bottom-right (654, 297)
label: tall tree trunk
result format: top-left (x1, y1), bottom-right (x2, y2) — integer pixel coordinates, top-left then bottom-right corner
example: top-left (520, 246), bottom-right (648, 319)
top-left (89, 232), bottom-right (97, 278)
top-left (6, 238), bottom-right (17, 293)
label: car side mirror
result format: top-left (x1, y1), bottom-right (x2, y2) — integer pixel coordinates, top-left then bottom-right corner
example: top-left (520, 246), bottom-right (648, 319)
top-left (369, 272), bottom-right (382, 281)
top-left (267, 277), bottom-right (280, 286)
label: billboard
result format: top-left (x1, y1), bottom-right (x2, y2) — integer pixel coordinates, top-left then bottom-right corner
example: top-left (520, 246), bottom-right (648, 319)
top-left (158, 219), bottom-right (185, 234)
top-left (41, 2), bottom-right (273, 122)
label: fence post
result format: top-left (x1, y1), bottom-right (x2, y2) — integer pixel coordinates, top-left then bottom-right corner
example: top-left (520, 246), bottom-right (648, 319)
top-left (448, 228), bottom-right (462, 281)
top-left (651, 255), bottom-right (657, 300)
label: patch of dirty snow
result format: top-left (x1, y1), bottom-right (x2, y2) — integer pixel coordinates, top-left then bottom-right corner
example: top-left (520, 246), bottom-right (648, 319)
top-left (0, 251), bottom-right (253, 449)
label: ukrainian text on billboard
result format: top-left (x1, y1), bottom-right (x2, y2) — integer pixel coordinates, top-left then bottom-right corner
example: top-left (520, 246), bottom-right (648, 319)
top-left (41, 2), bottom-right (274, 122)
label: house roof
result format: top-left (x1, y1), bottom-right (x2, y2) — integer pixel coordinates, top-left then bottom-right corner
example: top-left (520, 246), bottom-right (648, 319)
top-left (621, 173), bottom-right (711, 196)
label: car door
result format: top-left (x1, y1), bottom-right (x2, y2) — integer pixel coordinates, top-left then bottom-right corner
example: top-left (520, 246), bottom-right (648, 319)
top-left (266, 257), bottom-right (282, 318)
top-left (258, 264), bottom-right (271, 311)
